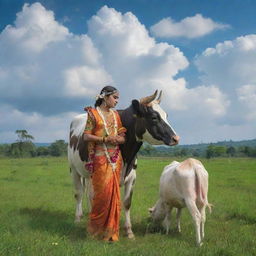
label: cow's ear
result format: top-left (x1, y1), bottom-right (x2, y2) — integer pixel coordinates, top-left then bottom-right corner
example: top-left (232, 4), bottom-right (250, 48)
top-left (132, 100), bottom-right (144, 116)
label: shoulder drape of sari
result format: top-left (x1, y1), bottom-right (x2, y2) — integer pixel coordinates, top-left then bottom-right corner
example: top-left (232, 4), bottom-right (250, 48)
top-left (84, 107), bottom-right (126, 241)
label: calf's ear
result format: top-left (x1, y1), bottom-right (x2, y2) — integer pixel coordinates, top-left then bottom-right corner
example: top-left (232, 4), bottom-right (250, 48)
top-left (148, 207), bottom-right (154, 213)
top-left (132, 100), bottom-right (144, 117)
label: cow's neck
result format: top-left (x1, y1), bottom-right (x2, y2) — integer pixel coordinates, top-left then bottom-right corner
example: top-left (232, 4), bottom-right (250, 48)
top-left (118, 106), bottom-right (143, 177)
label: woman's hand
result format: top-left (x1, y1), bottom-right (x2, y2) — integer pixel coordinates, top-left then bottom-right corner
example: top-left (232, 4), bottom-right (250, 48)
top-left (115, 135), bottom-right (125, 144)
top-left (105, 135), bottom-right (125, 145)
top-left (105, 135), bottom-right (118, 145)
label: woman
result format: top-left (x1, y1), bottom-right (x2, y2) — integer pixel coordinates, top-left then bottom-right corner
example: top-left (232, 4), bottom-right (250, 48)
top-left (83, 86), bottom-right (126, 242)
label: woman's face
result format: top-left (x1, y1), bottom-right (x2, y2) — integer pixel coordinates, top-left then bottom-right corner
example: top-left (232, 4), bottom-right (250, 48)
top-left (105, 91), bottom-right (119, 108)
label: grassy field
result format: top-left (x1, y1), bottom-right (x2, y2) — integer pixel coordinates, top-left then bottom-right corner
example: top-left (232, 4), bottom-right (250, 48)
top-left (0, 157), bottom-right (255, 256)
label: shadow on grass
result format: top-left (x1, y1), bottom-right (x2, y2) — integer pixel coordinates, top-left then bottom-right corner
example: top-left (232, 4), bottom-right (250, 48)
top-left (19, 207), bottom-right (87, 241)
top-left (130, 218), bottom-right (200, 247)
top-left (124, 217), bottom-right (183, 239)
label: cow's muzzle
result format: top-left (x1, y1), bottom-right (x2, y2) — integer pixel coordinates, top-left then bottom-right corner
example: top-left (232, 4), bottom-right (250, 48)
top-left (169, 135), bottom-right (180, 146)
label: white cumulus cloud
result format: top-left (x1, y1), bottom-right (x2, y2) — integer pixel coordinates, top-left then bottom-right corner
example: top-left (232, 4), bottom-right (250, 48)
top-left (195, 34), bottom-right (256, 127)
top-left (0, 3), bottom-right (69, 53)
top-left (237, 84), bottom-right (256, 121)
top-left (0, 3), bottom-right (111, 108)
top-left (0, 3), bottom-right (240, 144)
top-left (150, 14), bottom-right (229, 39)
top-left (0, 104), bottom-right (76, 142)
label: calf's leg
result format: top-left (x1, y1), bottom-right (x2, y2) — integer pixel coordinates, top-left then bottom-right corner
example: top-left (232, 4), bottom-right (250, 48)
top-left (176, 208), bottom-right (182, 233)
top-left (185, 199), bottom-right (202, 246)
top-left (162, 205), bottom-right (172, 235)
top-left (199, 205), bottom-right (206, 240)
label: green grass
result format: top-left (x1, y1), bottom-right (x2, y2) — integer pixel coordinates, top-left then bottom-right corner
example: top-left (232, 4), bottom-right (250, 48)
top-left (0, 157), bottom-right (256, 256)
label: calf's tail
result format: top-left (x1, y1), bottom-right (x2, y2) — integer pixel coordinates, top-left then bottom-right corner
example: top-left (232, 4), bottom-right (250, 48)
top-left (194, 165), bottom-right (212, 213)
top-left (207, 203), bottom-right (213, 214)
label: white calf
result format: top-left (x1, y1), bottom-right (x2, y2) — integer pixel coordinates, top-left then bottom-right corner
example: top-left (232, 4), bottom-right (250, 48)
top-left (149, 158), bottom-right (211, 246)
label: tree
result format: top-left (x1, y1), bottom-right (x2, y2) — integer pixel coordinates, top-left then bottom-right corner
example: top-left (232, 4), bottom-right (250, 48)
top-left (173, 147), bottom-right (182, 157)
top-left (9, 141), bottom-right (36, 157)
top-left (15, 130), bottom-right (34, 142)
top-left (192, 148), bottom-right (200, 157)
top-left (0, 144), bottom-right (11, 157)
top-left (214, 146), bottom-right (227, 157)
top-left (241, 146), bottom-right (256, 157)
top-left (139, 143), bottom-right (156, 156)
top-left (227, 146), bottom-right (236, 157)
top-left (180, 148), bottom-right (189, 157)
top-left (49, 140), bottom-right (67, 156)
top-left (36, 146), bottom-right (50, 156)
top-left (206, 145), bottom-right (227, 158)
top-left (206, 144), bottom-right (215, 159)
top-left (250, 147), bottom-right (256, 157)
top-left (8, 130), bottom-right (36, 157)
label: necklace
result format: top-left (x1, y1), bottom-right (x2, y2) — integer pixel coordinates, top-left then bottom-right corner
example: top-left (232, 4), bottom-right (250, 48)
top-left (96, 106), bottom-right (118, 171)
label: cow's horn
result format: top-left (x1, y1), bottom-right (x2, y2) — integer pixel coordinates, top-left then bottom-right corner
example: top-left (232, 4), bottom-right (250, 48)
top-left (156, 90), bottom-right (162, 104)
top-left (140, 90), bottom-right (158, 105)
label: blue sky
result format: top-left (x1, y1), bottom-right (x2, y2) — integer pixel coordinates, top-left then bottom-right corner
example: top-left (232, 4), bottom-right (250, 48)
top-left (0, 0), bottom-right (255, 144)
top-left (2, 1), bottom-right (256, 55)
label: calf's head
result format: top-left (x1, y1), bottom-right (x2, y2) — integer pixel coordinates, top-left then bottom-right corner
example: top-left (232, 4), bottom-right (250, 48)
top-left (133, 90), bottom-right (180, 146)
top-left (148, 199), bottom-right (165, 222)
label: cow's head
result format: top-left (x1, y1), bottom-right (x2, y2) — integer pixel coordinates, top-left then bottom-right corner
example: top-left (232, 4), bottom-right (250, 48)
top-left (132, 90), bottom-right (179, 146)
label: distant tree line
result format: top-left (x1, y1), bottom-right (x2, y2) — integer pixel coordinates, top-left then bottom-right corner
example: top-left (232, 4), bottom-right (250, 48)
top-left (0, 130), bottom-right (67, 158)
top-left (1, 130), bottom-right (255, 158)
top-left (138, 143), bottom-right (256, 158)
top-left (205, 144), bottom-right (256, 158)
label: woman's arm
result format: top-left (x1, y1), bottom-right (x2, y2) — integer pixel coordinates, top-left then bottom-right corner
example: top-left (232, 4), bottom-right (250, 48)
top-left (84, 133), bottom-right (125, 144)
top-left (83, 133), bottom-right (104, 143)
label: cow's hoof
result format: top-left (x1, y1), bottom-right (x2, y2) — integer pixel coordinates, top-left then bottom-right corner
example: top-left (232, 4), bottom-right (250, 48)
top-left (197, 242), bottom-right (203, 247)
top-left (74, 216), bottom-right (82, 223)
top-left (127, 232), bottom-right (135, 240)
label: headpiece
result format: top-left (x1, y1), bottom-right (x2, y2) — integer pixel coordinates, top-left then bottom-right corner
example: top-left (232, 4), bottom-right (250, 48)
top-left (95, 89), bottom-right (118, 100)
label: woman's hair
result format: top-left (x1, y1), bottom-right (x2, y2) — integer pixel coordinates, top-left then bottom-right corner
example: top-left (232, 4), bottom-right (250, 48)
top-left (94, 85), bottom-right (118, 107)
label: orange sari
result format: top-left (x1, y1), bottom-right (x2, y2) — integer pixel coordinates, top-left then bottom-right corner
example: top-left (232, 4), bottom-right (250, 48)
top-left (84, 107), bottom-right (126, 241)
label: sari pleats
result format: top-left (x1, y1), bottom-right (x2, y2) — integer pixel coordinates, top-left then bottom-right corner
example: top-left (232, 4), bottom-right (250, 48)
top-left (88, 157), bottom-right (121, 241)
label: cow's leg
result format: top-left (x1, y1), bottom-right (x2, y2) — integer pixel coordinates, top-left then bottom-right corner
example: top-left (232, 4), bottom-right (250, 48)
top-left (162, 204), bottom-right (172, 235)
top-left (176, 208), bottom-right (182, 233)
top-left (72, 169), bottom-right (84, 223)
top-left (185, 199), bottom-right (202, 246)
top-left (123, 168), bottom-right (136, 239)
top-left (84, 177), bottom-right (93, 212)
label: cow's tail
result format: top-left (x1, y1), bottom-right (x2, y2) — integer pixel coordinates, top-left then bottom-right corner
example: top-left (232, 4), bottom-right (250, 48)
top-left (194, 164), bottom-right (212, 213)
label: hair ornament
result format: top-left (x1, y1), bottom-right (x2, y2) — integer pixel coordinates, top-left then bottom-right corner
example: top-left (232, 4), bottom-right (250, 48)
top-left (95, 92), bottom-right (106, 100)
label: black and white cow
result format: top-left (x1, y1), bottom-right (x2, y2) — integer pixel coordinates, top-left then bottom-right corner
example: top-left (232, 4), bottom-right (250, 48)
top-left (68, 90), bottom-right (180, 238)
